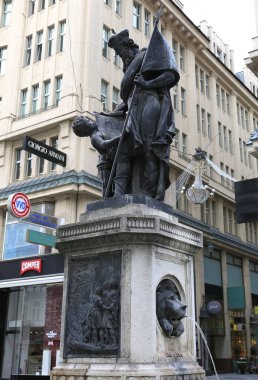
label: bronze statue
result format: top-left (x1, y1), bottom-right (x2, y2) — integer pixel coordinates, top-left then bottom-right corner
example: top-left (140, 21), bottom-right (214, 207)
top-left (72, 14), bottom-right (180, 201)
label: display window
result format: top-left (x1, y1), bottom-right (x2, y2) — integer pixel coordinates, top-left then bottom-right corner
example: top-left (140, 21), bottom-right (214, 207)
top-left (1, 283), bottom-right (63, 379)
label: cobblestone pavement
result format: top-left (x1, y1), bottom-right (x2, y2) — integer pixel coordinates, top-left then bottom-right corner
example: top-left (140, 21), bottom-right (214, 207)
top-left (207, 373), bottom-right (258, 379)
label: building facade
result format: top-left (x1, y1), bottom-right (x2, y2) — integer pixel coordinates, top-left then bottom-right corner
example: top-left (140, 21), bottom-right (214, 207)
top-left (0, 0), bottom-right (258, 377)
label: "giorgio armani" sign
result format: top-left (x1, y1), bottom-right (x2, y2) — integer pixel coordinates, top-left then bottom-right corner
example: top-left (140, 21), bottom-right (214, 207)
top-left (22, 135), bottom-right (67, 167)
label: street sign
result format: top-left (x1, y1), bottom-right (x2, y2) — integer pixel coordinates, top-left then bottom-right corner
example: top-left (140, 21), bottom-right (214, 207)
top-left (26, 211), bottom-right (58, 229)
top-left (22, 135), bottom-right (67, 167)
top-left (26, 229), bottom-right (56, 248)
top-left (7, 193), bottom-right (31, 218)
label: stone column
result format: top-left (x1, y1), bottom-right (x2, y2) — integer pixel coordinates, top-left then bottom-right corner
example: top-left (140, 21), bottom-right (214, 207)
top-left (53, 196), bottom-right (205, 380)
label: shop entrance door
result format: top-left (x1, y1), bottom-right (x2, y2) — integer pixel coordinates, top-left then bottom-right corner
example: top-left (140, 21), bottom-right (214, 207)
top-left (1, 288), bottom-right (25, 380)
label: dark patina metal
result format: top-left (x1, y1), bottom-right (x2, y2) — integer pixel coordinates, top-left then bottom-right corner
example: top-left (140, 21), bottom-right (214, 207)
top-left (156, 279), bottom-right (187, 338)
top-left (64, 251), bottom-right (121, 357)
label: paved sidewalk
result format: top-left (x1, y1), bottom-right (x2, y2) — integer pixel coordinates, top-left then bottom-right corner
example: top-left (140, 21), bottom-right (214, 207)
top-left (207, 373), bottom-right (258, 379)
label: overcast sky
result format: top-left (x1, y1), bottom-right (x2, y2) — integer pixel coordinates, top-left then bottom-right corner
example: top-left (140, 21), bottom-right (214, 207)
top-left (182, 0), bottom-right (256, 72)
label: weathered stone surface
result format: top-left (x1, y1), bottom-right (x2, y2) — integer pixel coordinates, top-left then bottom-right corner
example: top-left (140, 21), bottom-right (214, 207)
top-left (54, 200), bottom-right (205, 379)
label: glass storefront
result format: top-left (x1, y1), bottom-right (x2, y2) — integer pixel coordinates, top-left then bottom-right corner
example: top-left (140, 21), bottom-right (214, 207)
top-left (1, 283), bottom-right (62, 379)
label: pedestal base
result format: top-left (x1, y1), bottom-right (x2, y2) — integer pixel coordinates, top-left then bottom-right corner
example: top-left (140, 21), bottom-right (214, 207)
top-left (54, 196), bottom-right (205, 380)
top-left (52, 360), bottom-right (205, 380)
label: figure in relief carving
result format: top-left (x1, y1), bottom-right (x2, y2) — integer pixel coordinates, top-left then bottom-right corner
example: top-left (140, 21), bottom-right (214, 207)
top-left (82, 282), bottom-right (119, 348)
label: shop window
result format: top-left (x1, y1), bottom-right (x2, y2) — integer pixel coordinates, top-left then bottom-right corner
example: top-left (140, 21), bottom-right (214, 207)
top-left (3, 202), bottom-right (55, 260)
top-left (1, 284), bottom-right (63, 379)
top-left (230, 309), bottom-right (247, 360)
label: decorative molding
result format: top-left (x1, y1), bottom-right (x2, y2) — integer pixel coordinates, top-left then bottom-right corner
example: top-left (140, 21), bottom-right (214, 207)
top-left (127, 217), bottom-right (155, 229)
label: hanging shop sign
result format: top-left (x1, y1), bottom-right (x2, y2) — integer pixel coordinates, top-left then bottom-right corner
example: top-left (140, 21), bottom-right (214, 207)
top-left (207, 300), bottom-right (222, 315)
top-left (22, 135), bottom-right (67, 167)
top-left (20, 258), bottom-right (42, 275)
top-left (7, 192), bottom-right (31, 219)
top-left (26, 229), bottom-right (56, 248)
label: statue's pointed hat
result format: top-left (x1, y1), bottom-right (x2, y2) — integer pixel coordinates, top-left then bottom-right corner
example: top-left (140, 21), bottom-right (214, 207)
top-left (141, 23), bottom-right (180, 85)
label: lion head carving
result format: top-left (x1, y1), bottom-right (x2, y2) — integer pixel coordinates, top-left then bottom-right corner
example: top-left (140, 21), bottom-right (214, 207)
top-left (156, 279), bottom-right (187, 337)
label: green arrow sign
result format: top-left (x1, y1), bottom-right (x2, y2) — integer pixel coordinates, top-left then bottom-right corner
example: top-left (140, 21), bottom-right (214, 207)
top-left (26, 230), bottom-right (56, 248)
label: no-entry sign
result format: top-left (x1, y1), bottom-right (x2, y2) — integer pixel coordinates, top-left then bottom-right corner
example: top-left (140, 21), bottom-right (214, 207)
top-left (7, 192), bottom-right (31, 218)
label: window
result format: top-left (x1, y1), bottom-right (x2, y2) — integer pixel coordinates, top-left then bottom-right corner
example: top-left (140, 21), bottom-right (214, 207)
top-left (14, 148), bottom-right (22, 180)
top-left (2, 0), bottom-right (12, 26)
top-left (43, 80), bottom-right (51, 110)
top-left (226, 93), bottom-right (230, 114)
top-left (173, 85), bottom-right (178, 110)
top-left (144, 9), bottom-right (150, 37)
top-left (102, 26), bottom-right (110, 58)
top-left (20, 89), bottom-right (28, 117)
top-left (205, 74), bottom-right (210, 97)
top-left (228, 130), bottom-right (233, 153)
top-left (50, 136), bottom-right (58, 170)
top-left (223, 125), bottom-right (228, 150)
top-left (133, 3), bottom-right (141, 30)
top-left (174, 128), bottom-right (179, 150)
top-left (200, 69), bottom-right (204, 93)
top-left (179, 45), bottom-right (185, 71)
top-left (36, 30), bottom-right (43, 61)
top-left (29, 0), bottom-right (36, 15)
top-left (112, 87), bottom-right (119, 111)
top-left (211, 200), bottom-right (216, 226)
top-left (218, 122), bottom-right (222, 146)
top-left (104, 0), bottom-right (111, 5)
top-left (172, 39), bottom-right (178, 64)
top-left (207, 113), bottom-right (212, 138)
top-left (243, 141), bottom-right (247, 165)
top-left (239, 138), bottom-right (243, 162)
top-left (0, 46), bottom-right (7, 75)
top-left (31, 84), bottom-right (39, 113)
top-left (113, 51), bottom-right (121, 67)
top-left (240, 106), bottom-right (245, 128)
top-left (196, 104), bottom-right (200, 130)
top-left (181, 87), bottom-right (186, 115)
top-left (195, 65), bottom-right (199, 88)
top-left (221, 88), bottom-right (225, 111)
top-left (245, 110), bottom-right (249, 131)
top-left (182, 133), bottom-right (187, 155)
top-left (216, 84), bottom-right (220, 107)
top-left (115, 0), bottom-right (121, 14)
top-left (25, 35), bottom-right (32, 66)
top-left (237, 103), bottom-right (240, 124)
top-left (201, 108), bottom-right (205, 134)
top-left (39, 0), bottom-right (45, 11)
top-left (55, 75), bottom-right (62, 105)
top-left (59, 20), bottom-right (66, 52)
top-left (49, 0), bottom-right (56, 5)
top-left (101, 79), bottom-right (109, 111)
top-left (38, 141), bottom-right (46, 174)
top-left (47, 25), bottom-right (54, 57)
top-left (26, 152), bottom-right (33, 177)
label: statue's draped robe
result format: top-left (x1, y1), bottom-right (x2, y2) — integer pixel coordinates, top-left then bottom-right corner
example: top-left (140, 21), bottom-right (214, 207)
top-left (120, 48), bottom-right (179, 190)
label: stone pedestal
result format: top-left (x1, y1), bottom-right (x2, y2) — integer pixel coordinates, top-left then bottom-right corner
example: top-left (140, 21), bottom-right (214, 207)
top-left (53, 196), bottom-right (205, 380)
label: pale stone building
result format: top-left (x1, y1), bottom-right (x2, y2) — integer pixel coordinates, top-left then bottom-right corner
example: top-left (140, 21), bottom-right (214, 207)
top-left (245, 0), bottom-right (258, 77)
top-left (0, 0), bottom-right (258, 377)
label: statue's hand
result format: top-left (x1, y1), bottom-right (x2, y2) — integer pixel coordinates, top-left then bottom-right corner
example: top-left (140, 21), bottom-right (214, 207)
top-left (134, 73), bottom-right (149, 89)
top-left (102, 136), bottom-right (120, 151)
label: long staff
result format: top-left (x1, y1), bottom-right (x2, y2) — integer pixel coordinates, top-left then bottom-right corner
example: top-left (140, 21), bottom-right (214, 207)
top-left (104, 7), bottom-right (164, 198)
